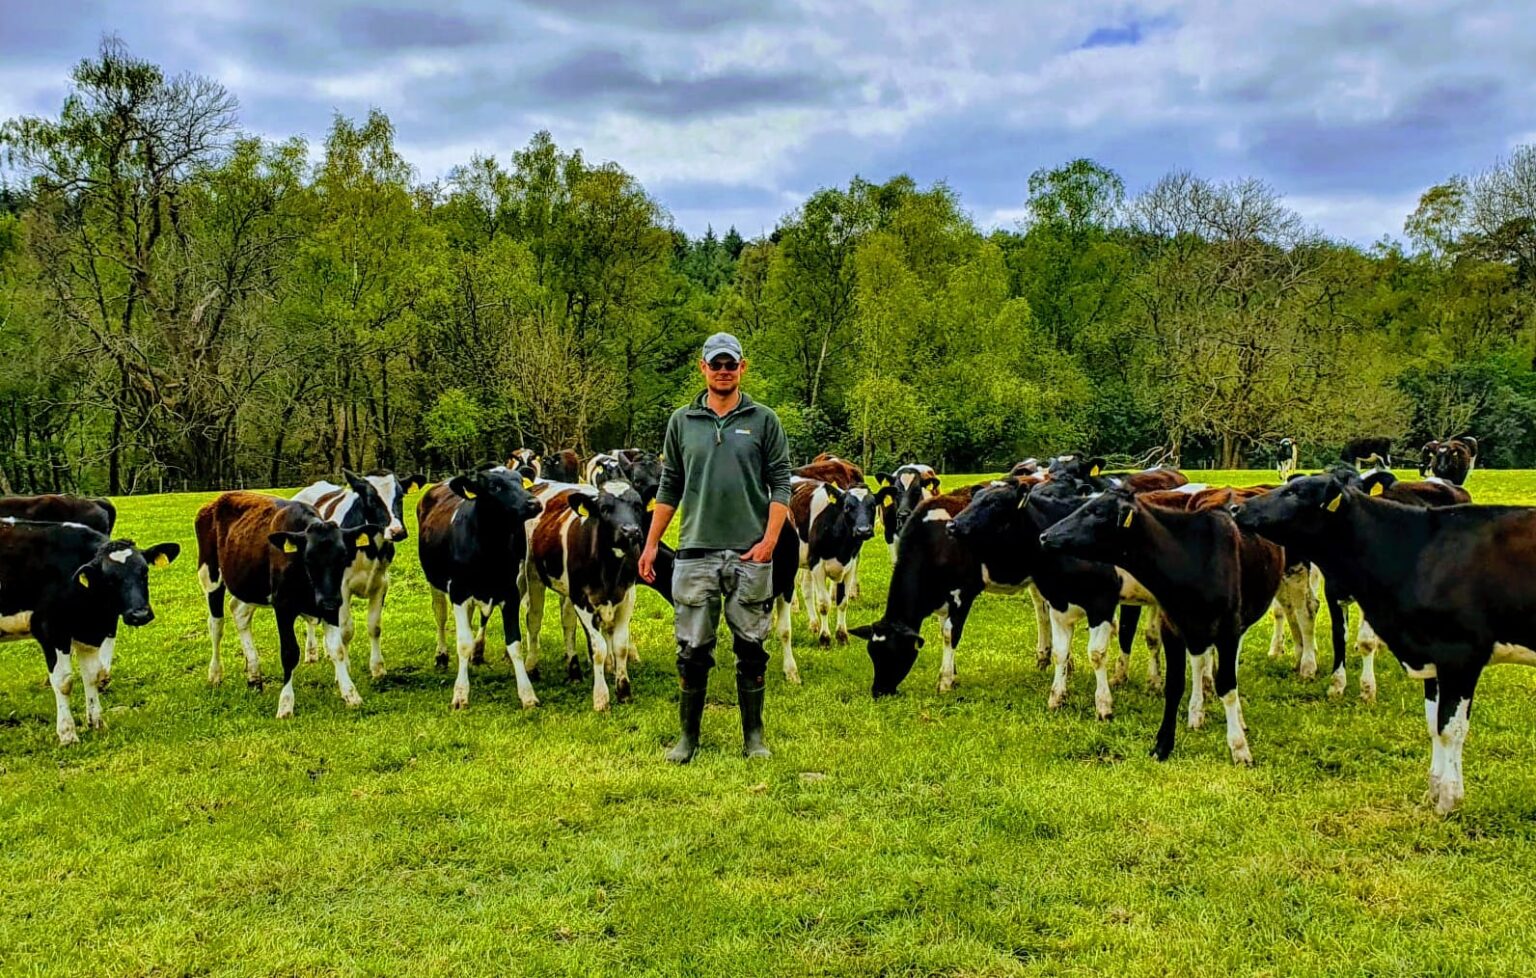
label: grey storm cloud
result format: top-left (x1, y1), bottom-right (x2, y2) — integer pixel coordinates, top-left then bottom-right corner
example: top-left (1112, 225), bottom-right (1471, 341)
top-left (512, 0), bottom-right (798, 33)
top-left (345, 6), bottom-right (498, 49)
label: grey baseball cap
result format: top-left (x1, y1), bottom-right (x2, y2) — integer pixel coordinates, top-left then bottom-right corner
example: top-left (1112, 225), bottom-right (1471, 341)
top-left (702, 332), bottom-right (743, 362)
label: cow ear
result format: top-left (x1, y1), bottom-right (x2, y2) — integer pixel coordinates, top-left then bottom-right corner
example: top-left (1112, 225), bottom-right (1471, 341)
top-left (876, 472), bottom-right (893, 486)
top-left (143, 543), bottom-right (181, 569)
top-left (342, 469), bottom-right (371, 494)
top-left (404, 473), bottom-right (426, 493)
top-left (75, 563), bottom-right (97, 589)
top-left (646, 498), bottom-right (657, 512)
top-left (449, 476), bottom-right (478, 500)
top-left (1120, 506), bottom-right (1135, 528)
top-left (824, 484), bottom-right (842, 503)
top-left (1368, 480), bottom-right (1385, 496)
top-left (848, 623), bottom-right (878, 641)
top-left (268, 531), bottom-right (305, 554)
top-left (1088, 457), bottom-right (1107, 477)
top-left (570, 494), bottom-right (593, 520)
top-left (922, 476), bottom-right (941, 493)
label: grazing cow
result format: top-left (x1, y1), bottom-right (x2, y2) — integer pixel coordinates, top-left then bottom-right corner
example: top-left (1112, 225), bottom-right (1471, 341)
top-left (874, 464), bottom-right (940, 562)
top-left (948, 477), bottom-right (1167, 719)
top-left (1047, 456), bottom-right (1189, 493)
top-left (542, 450), bottom-right (582, 483)
top-left (0, 493), bottom-right (116, 535)
top-left (1040, 486), bottom-right (1286, 764)
top-left (1341, 436), bottom-right (1393, 471)
top-left (1418, 436), bottom-right (1478, 486)
top-left (1275, 438), bottom-right (1299, 481)
top-left (611, 449), bottom-right (664, 503)
top-left (196, 493), bottom-right (385, 718)
top-left (508, 449), bottom-right (542, 481)
top-left (1234, 470), bottom-right (1536, 811)
top-left (789, 480), bottom-right (878, 646)
top-left (524, 480), bottom-right (647, 711)
top-left (848, 482), bottom-right (1054, 695)
top-left (0, 519), bottom-right (178, 742)
top-left (292, 469), bottom-right (423, 678)
top-left (792, 454), bottom-right (864, 489)
top-left (417, 468), bottom-right (544, 709)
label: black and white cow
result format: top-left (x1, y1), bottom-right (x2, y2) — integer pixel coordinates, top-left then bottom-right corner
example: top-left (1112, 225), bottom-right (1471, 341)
top-left (1418, 436), bottom-right (1478, 486)
top-left (291, 469), bottom-right (423, 678)
top-left (508, 449), bottom-right (542, 481)
top-left (612, 449), bottom-right (664, 503)
top-left (196, 492), bottom-right (385, 717)
top-left (1234, 470), bottom-right (1536, 811)
top-left (0, 518), bottom-right (178, 742)
top-left (1341, 436), bottom-right (1393, 471)
top-left (788, 480), bottom-right (878, 648)
top-left (525, 479), bottom-right (648, 710)
top-left (874, 464), bottom-right (940, 563)
top-left (417, 468), bottom-right (544, 709)
top-left (584, 452), bottom-right (628, 489)
top-left (1275, 438), bottom-right (1299, 481)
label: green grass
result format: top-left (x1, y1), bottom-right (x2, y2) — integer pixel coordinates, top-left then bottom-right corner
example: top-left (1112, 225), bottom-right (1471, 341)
top-left (4, 469), bottom-right (1536, 977)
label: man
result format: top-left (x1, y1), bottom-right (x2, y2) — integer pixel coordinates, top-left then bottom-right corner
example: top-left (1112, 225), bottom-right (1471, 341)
top-left (639, 332), bottom-right (793, 763)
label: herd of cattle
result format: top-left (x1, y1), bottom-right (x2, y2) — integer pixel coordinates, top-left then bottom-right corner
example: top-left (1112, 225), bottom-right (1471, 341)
top-left (0, 431), bottom-right (1528, 814)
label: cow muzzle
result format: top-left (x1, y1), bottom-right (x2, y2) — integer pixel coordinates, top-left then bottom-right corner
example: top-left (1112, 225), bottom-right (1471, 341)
top-left (389, 526), bottom-right (408, 542)
top-left (124, 607), bottom-right (154, 627)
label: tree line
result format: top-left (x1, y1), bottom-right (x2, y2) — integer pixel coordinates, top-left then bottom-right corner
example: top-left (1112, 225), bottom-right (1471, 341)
top-left (2, 40), bottom-right (1535, 494)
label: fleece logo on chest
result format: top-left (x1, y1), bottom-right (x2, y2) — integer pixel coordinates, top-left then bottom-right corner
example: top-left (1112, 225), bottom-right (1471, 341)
top-left (734, 428), bottom-right (752, 436)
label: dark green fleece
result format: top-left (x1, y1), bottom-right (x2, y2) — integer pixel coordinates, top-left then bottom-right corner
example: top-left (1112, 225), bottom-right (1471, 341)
top-left (657, 392), bottom-right (793, 551)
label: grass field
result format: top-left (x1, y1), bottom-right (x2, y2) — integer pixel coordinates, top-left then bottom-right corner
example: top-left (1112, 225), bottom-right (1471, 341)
top-left (4, 469), bottom-right (1536, 976)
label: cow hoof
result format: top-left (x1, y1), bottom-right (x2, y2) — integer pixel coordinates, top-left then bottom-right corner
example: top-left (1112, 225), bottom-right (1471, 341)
top-left (626, 646), bottom-right (642, 664)
top-left (784, 667), bottom-right (801, 685)
top-left (1360, 683), bottom-right (1377, 704)
top-left (1095, 694), bottom-right (1114, 721)
top-left (1035, 650), bottom-right (1051, 670)
top-left (593, 694), bottom-right (610, 713)
top-left (1188, 711), bottom-right (1205, 730)
top-left (938, 677), bottom-right (955, 693)
top-left (88, 713), bottom-right (106, 731)
top-left (519, 692), bottom-right (539, 710)
top-left (303, 650), bottom-right (320, 664)
top-left (370, 663), bottom-right (387, 680)
top-left (817, 634), bottom-right (831, 648)
top-left (836, 629), bottom-right (848, 645)
top-left (470, 648), bottom-right (486, 666)
top-left (1147, 675), bottom-right (1164, 693)
top-left (1298, 660), bottom-right (1317, 681)
top-left (247, 675), bottom-right (264, 691)
top-left (434, 651), bottom-right (449, 669)
top-left (1151, 739), bottom-right (1173, 762)
top-left (341, 688), bottom-right (363, 708)
top-left (1230, 741), bottom-right (1253, 766)
top-left (565, 660), bottom-right (583, 683)
top-left (57, 726), bottom-right (79, 746)
top-left (1047, 689), bottom-right (1066, 711)
top-left (451, 688), bottom-right (469, 710)
top-left (208, 666), bottom-right (224, 686)
top-left (616, 680), bottom-right (632, 704)
top-left (1327, 673), bottom-right (1346, 698)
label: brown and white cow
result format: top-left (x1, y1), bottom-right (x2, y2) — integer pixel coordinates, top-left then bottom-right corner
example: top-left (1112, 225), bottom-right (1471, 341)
top-left (788, 480), bottom-right (878, 648)
top-left (417, 468), bottom-right (544, 710)
top-left (542, 450), bottom-right (582, 483)
top-left (792, 454), bottom-right (864, 488)
top-left (291, 469), bottom-right (423, 679)
top-left (0, 493), bottom-right (116, 535)
top-left (196, 492), bottom-right (385, 718)
top-left (524, 479), bottom-right (648, 711)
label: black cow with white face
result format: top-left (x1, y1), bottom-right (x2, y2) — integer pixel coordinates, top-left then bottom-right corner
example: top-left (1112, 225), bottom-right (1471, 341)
top-left (1418, 436), bottom-right (1478, 486)
top-left (1, 518), bottom-right (179, 743)
top-left (874, 464), bottom-right (940, 562)
top-left (612, 449), bottom-right (664, 503)
top-left (1275, 438), bottom-right (1298, 481)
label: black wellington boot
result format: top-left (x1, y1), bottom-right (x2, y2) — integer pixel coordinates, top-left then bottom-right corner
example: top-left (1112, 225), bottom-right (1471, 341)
top-left (666, 664), bottom-right (708, 764)
top-left (737, 672), bottom-right (771, 759)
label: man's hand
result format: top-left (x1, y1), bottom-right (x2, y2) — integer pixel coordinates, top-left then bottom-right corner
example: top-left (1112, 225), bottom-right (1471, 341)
top-left (740, 536), bottom-right (777, 563)
top-left (639, 541), bottom-right (659, 582)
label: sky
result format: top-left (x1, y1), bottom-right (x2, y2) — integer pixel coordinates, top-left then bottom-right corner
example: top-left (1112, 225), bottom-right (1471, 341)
top-left (3, 0), bottom-right (1534, 244)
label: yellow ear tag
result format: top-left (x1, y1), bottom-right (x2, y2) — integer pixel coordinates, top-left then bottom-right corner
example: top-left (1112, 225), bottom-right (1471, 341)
top-left (462, 488), bottom-right (476, 499)
top-left (1090, 464), bottom-right (1102, 477)
top-left (1369, 481), bottom-right (1384, 496)
top-left (283, 540), bottom-right (299, 554)
top-left (522, 478), bottom-right (534, 490)
top-left (1121, 509), bottom-right (1134, 528)
top-left (1326, 494), bottom-right (1342, 512)
top-left (646, 499), bottom-right (657, 512)
top-left (356, 533), bottom-right (371, 547)
top-left (883, 496), bottom-right (895, 509)
top-left (1017, 495), bottom-right (1029, 510)
top-left (77, 573), bottom-right (89, 588)
top-left (153, 553), bottom-right (170, 568)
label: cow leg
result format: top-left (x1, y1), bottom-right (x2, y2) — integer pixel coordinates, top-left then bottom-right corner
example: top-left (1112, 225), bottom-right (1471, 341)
top-left (1432, 668), bottom-right (1478, 813)
top-left (471, 607), bottom-right (488, 666)
top-left (559, 597), bottom-right (582, 682)
top-left (366, 582), bottom-right (386, 680)
top-left (274, 610), bottom-right (303, 719)
top-left (846, 554), bottom-right (860, 602)
top-left (206, 584), bottom-right (227, 686)
top-left (936, 607), bottom-right (958, 693)
top-left (1087, 618), bottom-right (1115, 720)
top-left (303, 618), bottom-right (320, 664)
top-left (1266, 601), bottom-right (1287, 660)
top-left (1326, 587), bottom-right (1349, 698)
top-left (1424, 678), bottom-right (1444, 804)
top-left (1215, 637), bottom-right (1251, 765)
top-left (451, 601), bottom-right (478, 709)
top-left (1032, 585), bottom-right (1053, 670)
top-left (775, 595), bottom-right (799, 684)
top-left (522, 573), bottom-right (546, 680)
top-left (574, 605), bottom-right (612, 712)
top-left (45, 646), bottom-right (78, 745)
top-left (500, 598), bottom-right (538, 710)
top-left (230, 598), bottom-right (263, 689)
top-left (797, 568), bottom-right (819, 635)
top-left (323, 618), bottom-right (363, 709)
top-left (813, 566), bottom-right (832, 646)
top-left (610, 592), bottom-right (637, 704)
top-left (431, 589), bottom-right (450, 668)
top-left (1198, 648), bottom-right (1215, 698)
top-left (97, 632), bottom-right (116, 691)
top-left (834, 577), bottom-right (850, 645)
top-left (73, 640), bottom-right (106, 732)
top-left (1356, 617), bottom-right (1382, 704)
top-left (1112, 603), bottom-right (1139, 687)
top-left (1153, 622), bottom-right (1187, 760)
top-left (1143, 609), bottom-right (1164, 692)
top-left (1186, 648), bottom-right (1209, 729)
top-left (1048, 607), bottom-right (1080, 710)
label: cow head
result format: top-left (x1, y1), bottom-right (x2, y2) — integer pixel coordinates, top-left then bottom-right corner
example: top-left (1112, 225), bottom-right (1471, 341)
top-left (508, 449), bottom-right (542, 482)
top-left (1047, 454), bottom-right (1108, 483)
top-left (449, 467), bottom-right (544, 524)
top-left (570, 481), bottom-right (646, 554)
top-left (823, 483), bottom-right (877, 543)
top-left (876, 466), bottom-right (940, 541)
top-left (1037, 488), bottom-right (1137, 561)
top-left (585, 453), bottom-right (627, 489)
top-left (74, 540), bottom-right (181, 627)
top-left (1232, 465), bottom-right (1361, 551)
top-left (1419, 440), bottom-right (1440, 476)
top-left (948, 478), bottom-right (1031, 544)
top-left (616, 449), bottom-right (664, 503)
top-left (270, 520), bottom-right (385, 620)
top-left (360, 469), bottom-right (424, 542)
top-left (848, 619), bottom-right (924, 697)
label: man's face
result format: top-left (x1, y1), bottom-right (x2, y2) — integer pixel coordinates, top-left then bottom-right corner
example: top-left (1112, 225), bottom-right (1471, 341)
top-left (700, 354), bottom-right (746, 395)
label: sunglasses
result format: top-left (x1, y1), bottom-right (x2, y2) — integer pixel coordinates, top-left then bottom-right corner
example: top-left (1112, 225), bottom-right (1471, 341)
top-left (707, 358), bottom-right (741, 372)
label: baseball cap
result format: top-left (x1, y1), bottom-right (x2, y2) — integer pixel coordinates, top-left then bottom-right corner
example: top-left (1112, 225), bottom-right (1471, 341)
top-left (702, 332), bottom-right (743, 362)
